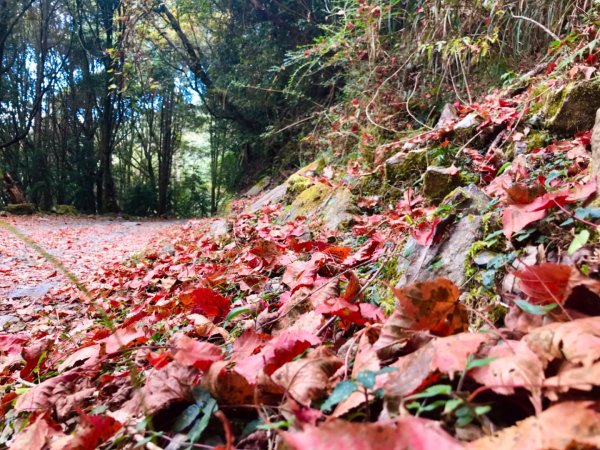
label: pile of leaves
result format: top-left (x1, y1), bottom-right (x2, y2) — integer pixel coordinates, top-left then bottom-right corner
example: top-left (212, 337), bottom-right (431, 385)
top-left (3, 13), bottom-right (600, 450)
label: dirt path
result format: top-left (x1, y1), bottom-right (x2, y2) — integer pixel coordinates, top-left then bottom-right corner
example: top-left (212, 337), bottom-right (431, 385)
top-left (0, 215), bottom-right (182, 331)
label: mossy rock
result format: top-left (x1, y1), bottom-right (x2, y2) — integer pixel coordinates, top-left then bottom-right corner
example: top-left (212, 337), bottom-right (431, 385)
top-left (5, 203), bottom-right (35, 215)
top-left (544, 80), bottom-right (600, 135)
top-left (385, 149), bottom-right (428, 184)
top-left (55, 204), bottom-right (79, 215)
top-left (422, 167), bottom-right (463, 203)
top-left (282, 182), bottom-right (333, 221)
top-left (285, 174), bottom-right (314, 197)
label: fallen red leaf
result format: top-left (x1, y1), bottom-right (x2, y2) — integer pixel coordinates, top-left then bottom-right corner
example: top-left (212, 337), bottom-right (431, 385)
top-left (180, 287), bottom-right (231, 322)
top-left (514, 263), bottom-right (572, 305)
top-left (171, 334), bottom-right (223, 370)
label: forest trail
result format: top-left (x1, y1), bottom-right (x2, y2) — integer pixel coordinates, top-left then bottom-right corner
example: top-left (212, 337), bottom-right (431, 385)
top-left (0, 216), bottom-right (180, 332)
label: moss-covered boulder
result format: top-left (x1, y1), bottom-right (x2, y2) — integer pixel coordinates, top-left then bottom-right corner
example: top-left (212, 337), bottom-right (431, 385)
top-left (280, 183), bottom-right (357, 232)
top-left (544, 80), bottom-right (600, 135)
top-left (55, 204), bottom-right (79, 215)
top-left (385, 149), bottom-right (428, 184)
top-left (281, 182), bottom-right (332, 222)
top-left (5, 203), bottom-right (35, 215)
top-left (422, 167), bottom-right (463, 203)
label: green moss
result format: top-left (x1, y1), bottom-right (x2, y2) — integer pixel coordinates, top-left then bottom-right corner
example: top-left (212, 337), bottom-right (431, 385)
top-left (55, 204), bottom-right (79, 215)
top-left (284, 182), bottom-right (333, 220)
top-left (386, 149), bottom-right (428, 184)
top-left (545, 85), bottom-right (569, 121)
top-left (286, 174), bottom-right (313, 197)
top-left (526, 130), bottom-right (551, 151)
top-left (5, 203), bottom-right (35, 215)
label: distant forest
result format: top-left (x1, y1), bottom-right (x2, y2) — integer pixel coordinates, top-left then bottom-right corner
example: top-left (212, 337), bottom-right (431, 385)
top-left (0, 0), bottom-right (327, 216)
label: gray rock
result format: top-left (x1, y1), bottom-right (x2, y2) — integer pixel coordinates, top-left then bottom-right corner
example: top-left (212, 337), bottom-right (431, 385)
top-left (436, 103), bottom-right (459, 128)
top-left (0, 211), bottom-right (7, 217)
top-left (454, 112), bottom-right (481, 130)
top-left (5, 203), bottom-right (35, 215)
top-left (247, 183), bottom-right (288, 213)
top-left (396, 186), bottom-right (489, 288)
top-left (160, 243), bottom-right (176, 256)
top-left (422, 167), bottom-right (463, 203)
top-left (210, 219), bottom-right (231, 240)
top-left (321, 187), bottom-right (357, 231)
top-left (397, 214), bottom-right (484, 288)
top-left (591, 108), bottom-right (600, 187)
top-left (245, 177), bottom-right (271, 197)
top-left (385, 149), bottom-right (428, 183)
top-left (452, 112), bottom-right (482, 146)
top-left (8, 282), bottom-right (54, 299)
top-left (442, 184), bottom-right (490, 213)
top-left (545, 80), bottom-right (600, 135)
top-left (0, 315), bottom-right (20, 331)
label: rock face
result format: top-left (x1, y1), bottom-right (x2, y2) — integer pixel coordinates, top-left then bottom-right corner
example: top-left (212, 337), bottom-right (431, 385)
top-left (422, 167), bottom-right (463, 203)
top-left (320, 187), bottom-right (357, 231)
top-left (245, 177), bottom-right (271, 197)
top-left (591, 108), bottom-right (600, 187)
top-left (545, 80), bottom-right (600, 135)
top-left (396, 185), bottom-right (488, 288)
top-left (247, 183), bottom-right (288, 213)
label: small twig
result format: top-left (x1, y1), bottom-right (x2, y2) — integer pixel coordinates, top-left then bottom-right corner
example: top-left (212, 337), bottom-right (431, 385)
top-left (511, 13), bottom-right (560, 41)
top-left (553, 199), bottom-right (600, 230)
top-left (406, 74), bottom-right (433, 130)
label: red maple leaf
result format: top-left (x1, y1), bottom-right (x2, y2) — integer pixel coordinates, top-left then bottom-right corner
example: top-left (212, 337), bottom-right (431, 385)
top-left (180, 287), bottom-right (231, 322)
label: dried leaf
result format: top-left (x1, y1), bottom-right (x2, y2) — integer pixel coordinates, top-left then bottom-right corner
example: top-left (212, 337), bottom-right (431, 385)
top-left (282, 417), bottom-right (462, 450)
top-left (468, 401), bottom-right (600, 450)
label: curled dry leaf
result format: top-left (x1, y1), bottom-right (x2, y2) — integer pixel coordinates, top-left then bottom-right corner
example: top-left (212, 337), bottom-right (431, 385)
top-left (543, 360), bottom-right (600, 399)
top-left (203, 361), bottom-right (256, 405)
top-left (525, 316), bottom-right (600, 368)
top-left (468, 401), bottom-right (600, 450)
top-left (503, 181), bottom-right (546, 205)
top-left (51, 413), bottom-right (122, 450)
top-left (9, 413), bottom-right (64, 450)
top-left (282, 417), bottom-right (463, 450)
top-left (333, 332), bottom-right (380, 417)
top-left (15, 369), bottom-right (92, 414)
top-left (121, 362), bottom-right (200, 416)
top-left (469, 340), bottom-right (544, 412)
top-left (271, 347), bottom-right (342, 405)
top-left (233, 330), bottom-right (321, 383)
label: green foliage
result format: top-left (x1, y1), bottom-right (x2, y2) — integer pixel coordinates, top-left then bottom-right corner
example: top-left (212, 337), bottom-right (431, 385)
top-left (123, 183), bottom-right (158, 217)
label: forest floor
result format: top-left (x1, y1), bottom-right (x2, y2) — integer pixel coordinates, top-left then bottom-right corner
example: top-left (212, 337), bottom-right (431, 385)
top-left (0, 215), bottom-right (180, 333)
